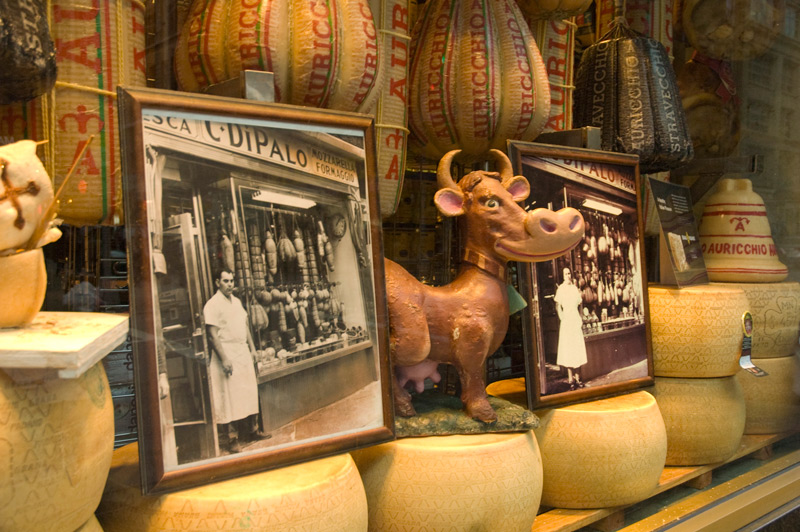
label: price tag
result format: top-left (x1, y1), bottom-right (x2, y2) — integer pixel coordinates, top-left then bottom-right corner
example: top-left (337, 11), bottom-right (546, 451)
top-left (740, 311), bottom-right (767, 377)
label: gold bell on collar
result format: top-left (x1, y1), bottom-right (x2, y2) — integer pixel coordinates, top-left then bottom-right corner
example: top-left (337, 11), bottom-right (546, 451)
top-left (699, 178), bottom-right (787, 282)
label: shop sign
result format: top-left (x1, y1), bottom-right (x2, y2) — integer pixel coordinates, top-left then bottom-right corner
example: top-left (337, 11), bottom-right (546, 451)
top-left (143, 114), bottom-right (358, 186)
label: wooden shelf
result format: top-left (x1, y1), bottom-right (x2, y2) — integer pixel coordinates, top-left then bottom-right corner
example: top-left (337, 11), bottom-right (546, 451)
top-left (532, 431), bottom-right (800, 532)
top-left (0, 311), bottom-right (129, 379)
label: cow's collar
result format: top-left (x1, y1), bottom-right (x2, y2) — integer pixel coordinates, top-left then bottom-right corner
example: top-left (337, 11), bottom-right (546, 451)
top-left (463, 248), bottom-right (507, 282)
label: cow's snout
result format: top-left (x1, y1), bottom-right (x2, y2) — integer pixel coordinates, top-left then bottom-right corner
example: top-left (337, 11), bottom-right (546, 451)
top-left (525, 207), bottom-right (584, 238)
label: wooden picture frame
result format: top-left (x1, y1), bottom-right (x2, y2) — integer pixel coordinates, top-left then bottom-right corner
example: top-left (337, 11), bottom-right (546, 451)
top-left (118, 87), bottom-right (394, 494)
top-left (507, 141), bottom-right (654, 409)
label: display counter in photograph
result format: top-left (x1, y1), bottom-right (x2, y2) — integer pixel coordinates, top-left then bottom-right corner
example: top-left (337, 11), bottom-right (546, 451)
top-left (580, 323), bottom-right (648, 382)
top-left (256, 339), bottom-right (378, 433)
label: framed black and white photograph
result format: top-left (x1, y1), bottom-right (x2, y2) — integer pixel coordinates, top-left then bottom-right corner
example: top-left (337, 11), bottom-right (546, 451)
top-left (118, 87), bottom-right (394, 494)
top-left (507, 141), bottom-right (654, 409)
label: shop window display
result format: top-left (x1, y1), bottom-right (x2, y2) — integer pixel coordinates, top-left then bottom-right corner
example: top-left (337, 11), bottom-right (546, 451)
top-left (1, 0), bottom-right (800, 530)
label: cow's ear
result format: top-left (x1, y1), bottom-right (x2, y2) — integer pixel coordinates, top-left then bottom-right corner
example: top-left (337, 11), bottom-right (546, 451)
top-left (434, 188), bottom-right (465, 217)
top-left (505, 175), bottom-right (530, 202)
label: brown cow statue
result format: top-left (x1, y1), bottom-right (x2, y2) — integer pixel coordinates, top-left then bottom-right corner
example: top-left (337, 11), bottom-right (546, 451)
top-left (386, 149), bottom-right (585, 422)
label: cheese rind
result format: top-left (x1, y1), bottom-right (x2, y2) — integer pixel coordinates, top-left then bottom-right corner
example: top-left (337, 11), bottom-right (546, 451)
top-left (97, 443), bottom-right (368, 531)
top-left (0, 364), bottom-right (114, 532)
top-left (649, 285), bottom-right (749, 377)
top-left (76, 515), bottom-right (105, 532)
top-left (736, 355), bottom-right (800, 434)
top-left (713, 282), bottom-right (800, 358)
top-left (533, 391), bottom-right (667, 508)
top-left (351, 431), bottom-right (543, 531)
top-left (653, 376), bottom-right (745, 465)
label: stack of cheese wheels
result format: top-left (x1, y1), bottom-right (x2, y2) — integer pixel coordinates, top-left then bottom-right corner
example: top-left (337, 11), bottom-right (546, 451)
top-left (97, 443), bottom-right (368, 531)
top-left (648, 285), bottom-right (749, 377)
top-left (652, 376), bottom-right (746, 465)
top-left (648, 285), bottom-right (748, 465)
top-left (0, 364), bottom-right (114, 531)
top-left (351, 432), bottom-right (542, 531)
top-left (714, 281), bottom-right (800, 434)
top-left (532, 391), bottom-right (666, 508)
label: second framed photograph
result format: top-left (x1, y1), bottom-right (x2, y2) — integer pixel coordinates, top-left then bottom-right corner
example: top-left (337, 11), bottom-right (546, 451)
top-left (508, 141), bottom-right (654, 409)
top-left (118, 87), bottom-right (394, 493)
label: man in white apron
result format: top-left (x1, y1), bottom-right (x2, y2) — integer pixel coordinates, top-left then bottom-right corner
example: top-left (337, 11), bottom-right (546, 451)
top-left (204, 268), bottom-right (261, 453)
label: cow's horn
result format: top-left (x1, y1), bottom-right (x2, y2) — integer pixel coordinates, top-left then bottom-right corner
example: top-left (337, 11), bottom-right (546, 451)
top-left (489, 149), bottom-right (514, 184)
top-left (437, 149), bottom-right (461, 191)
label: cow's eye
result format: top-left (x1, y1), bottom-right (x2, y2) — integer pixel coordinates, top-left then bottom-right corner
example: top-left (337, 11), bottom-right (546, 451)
top-left (486, 198), bottom-right (499, 208)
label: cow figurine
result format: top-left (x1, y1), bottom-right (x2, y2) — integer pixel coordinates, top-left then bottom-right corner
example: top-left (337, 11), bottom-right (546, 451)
top-left (386, 149), bottom-right (585, 422)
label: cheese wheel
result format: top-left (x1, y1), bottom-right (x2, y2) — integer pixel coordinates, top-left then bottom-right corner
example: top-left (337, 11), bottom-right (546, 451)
top-left (0, 248), bottom-right (47, 328)
top-left (0, 364), bottom-right (114, 532)
top-left (736, 355), bottom-right (800, 434)
top-left (351, 432), bottom-right (542, 531)
top-left (652, 376), bottom-right (745, 466)
top-left (533, 391), bottom-right (666, 508)
top-left (97, 443), bottom-right (367, 531)
top-left (76, 515), bottom-right (105, 532)
top-left (712, 282), bottom-right (800, 358)
top-left (648, 285), bottom-right (749, 377)
top-left (486, 377), bottom-right (528, 408)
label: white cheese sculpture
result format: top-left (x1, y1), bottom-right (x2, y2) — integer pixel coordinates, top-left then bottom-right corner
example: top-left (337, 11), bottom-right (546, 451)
top-left (0, 139), bottom-right (55, 252)
top-left (0, 139), bottom-right (61, 327)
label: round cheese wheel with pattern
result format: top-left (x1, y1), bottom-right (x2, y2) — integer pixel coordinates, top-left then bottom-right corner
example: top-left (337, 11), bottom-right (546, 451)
top-left (0, 364), bottom-right (114, 532)
top-left (713, 282), bottom-right (800, 358)
top-left (652, 376), bottom-right (745, 465)
top-left (97, 443), bottom-right (367, 532)
top-left (736, 355), bottom-right (800, 434)
top-left (648, 284), bottom-right (749, 377)
top-left (351, 432), bottom-right (542, 531)
top-left (533, 391), bottom-right (667, 508)
top-left (76, 515), bottom-right (104, 532)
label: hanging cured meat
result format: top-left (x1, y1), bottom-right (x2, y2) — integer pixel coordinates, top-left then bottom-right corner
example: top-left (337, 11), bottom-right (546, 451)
top-left (0, 0), bottom-right (57, 104)
top-left (677, 54), bottom-right (741, 158)
top-left (407, 0), bottom-right (550, 159)
top-left (573, 17), bottom-right (694, 173)
top-left (516, 0), bottom-right (592, 21)
top-left (174, 0), bottom-right (382, 113)
top-left (681, 0), bottom-right (783, 61)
